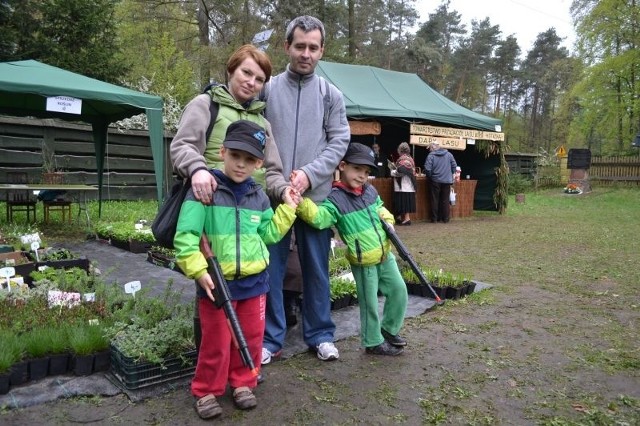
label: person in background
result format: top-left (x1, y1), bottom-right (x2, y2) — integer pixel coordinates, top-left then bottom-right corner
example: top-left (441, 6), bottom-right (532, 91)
top-left (372, 142), bottom-right (389, 178)
top-left (174, 120), bottom-right (300, 420)
top-left (297, 143), bottom-right (408, 356)
top-left (424, 141), bottom-right (457, 223)
top-left (261, 15), bottom-right (351, 365)
top-left (390, 142), bottom-right (416, 226)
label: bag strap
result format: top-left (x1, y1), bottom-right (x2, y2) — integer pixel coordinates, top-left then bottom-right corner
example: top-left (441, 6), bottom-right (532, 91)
top-left (205, 99), bottom-right (219, 143)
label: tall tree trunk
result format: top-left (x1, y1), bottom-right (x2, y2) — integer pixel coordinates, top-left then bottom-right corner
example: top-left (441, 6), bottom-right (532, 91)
top-left (348, 0), bottom-right (355, 58)
top-left (197, 0), bottom-right (210, 87)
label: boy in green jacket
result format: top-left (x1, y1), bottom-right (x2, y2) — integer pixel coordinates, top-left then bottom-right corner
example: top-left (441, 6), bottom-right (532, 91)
top-left (297, 143), bottom-right (408, 356)
top-left (174, 120), bottom-right (299, 419)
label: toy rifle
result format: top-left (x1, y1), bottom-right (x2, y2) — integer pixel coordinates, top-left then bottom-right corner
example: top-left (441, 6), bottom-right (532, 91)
top-left (379, 220), bottom-right (444, 305)
top-left (199, 235), bottom-right (259, 377)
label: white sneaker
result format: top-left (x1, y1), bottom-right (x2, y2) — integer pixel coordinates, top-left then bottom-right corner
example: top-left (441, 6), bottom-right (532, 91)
top-left (261, 347), bottom-right (281, 365)
top-left (316, 342), bottom-right (339, 361)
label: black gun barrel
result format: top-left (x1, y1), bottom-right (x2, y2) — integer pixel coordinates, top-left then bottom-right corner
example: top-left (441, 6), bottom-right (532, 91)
top-left (380, 220), bottom-right (444, 304)
top-left (200, 235), bottom-right (259, 376)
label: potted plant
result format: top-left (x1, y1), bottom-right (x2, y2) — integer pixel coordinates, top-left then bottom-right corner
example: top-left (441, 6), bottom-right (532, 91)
top-left (69, 323), bottom-right (109, 376)
top-left (0, 330), bottom-right (23, 394)
top-left (146, 245), bottom-right (182, 274)
top-left (47, 324), bottom-right (71, 376)
top-left (329, 277), bottom-right (356, 310)
top-left (41, 144), bottom-right (65, 184)
top-left (24, 327), bottom-right (53, 381)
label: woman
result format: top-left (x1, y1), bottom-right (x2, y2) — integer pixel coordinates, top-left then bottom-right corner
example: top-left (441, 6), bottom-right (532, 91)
top-left (390, 142), bottom-right (416, 225)
top-left (170, 44), bottom-right (287, 204)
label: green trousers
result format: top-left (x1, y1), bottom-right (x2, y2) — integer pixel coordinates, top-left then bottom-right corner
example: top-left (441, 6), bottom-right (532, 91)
top-left (351, 252), bottom-right (408, 348)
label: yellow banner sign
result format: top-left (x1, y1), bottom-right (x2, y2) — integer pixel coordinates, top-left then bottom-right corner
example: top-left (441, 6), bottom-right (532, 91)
top-left (410, 123), bottom-right (504, 141)
top-left (410, 135), bottom-right (466, 151)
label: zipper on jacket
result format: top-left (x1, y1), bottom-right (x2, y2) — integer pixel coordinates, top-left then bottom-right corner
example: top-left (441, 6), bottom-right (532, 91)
top-left (355, 239), bottom-right (362, 263)
top-left (292, 77), bottom-right (303, 171)
top-left (362, 195), bottom-right (386, 263)
top-left (234, 207), bottom-right (241, 280)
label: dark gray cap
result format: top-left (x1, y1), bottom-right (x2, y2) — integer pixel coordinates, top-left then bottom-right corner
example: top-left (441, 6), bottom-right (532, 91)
top-left (343, 143), bottom-right (378, 169)
top-left (223, 120), bottom-right (266, 159)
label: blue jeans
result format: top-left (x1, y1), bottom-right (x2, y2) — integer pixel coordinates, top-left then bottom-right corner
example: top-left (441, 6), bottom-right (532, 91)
top-left (264, 220), bottom-right (335, 352)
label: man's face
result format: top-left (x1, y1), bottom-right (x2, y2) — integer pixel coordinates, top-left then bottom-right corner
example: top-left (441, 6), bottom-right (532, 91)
top-left (285, 28), bottom-right (324, 75)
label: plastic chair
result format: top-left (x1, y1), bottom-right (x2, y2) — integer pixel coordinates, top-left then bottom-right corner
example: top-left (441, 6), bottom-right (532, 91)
top-left (6, 172), bottom-right (37, 223)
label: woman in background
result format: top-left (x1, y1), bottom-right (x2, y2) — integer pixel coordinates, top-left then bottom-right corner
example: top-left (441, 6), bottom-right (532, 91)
top-left (390, 142), bottom-right (416, 225)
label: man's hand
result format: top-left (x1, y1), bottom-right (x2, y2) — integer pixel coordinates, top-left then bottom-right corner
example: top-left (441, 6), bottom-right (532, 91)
top-left (191, 169), bottom-right (217, 204)
top-left (196, 272), bottom-right (216, 303)
top-left (290, 169), bottom-right (310, 194)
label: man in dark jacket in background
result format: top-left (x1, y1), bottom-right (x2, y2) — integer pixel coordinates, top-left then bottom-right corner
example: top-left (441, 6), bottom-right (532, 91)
top-left (424, 142), bottom-right (457, 223)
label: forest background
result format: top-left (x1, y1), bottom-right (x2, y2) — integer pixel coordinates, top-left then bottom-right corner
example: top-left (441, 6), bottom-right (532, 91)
top-left (1, 0), bottom-right (639, 157)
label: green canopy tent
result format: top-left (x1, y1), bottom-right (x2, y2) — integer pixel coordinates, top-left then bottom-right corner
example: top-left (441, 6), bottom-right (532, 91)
top-left (316, 61), bottom-right (502, 130)
top-left (315, 61), bottom-right (504, 211)
top-left (0, 60), bottom-right (165, 215)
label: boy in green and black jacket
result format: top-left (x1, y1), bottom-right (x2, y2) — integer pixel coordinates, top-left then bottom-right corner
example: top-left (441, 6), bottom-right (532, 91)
top-left (174, 120), bottom-right (299, 419)
top-left (297, 143), bottom-right (408, 356)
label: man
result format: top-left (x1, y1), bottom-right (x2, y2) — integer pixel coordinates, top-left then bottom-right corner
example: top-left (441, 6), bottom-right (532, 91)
top-left (262, 15), bottom-right (350, 363)
top-left (424, 141), bottom-right (457, 223)
top-left (372, 143), bottom-right (389, 178)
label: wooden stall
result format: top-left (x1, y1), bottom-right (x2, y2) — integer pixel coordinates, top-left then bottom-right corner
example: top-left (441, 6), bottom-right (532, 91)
top-left (369, 177), bottom-right (477, 222)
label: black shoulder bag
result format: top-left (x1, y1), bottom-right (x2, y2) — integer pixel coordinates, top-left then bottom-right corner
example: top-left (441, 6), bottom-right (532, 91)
top-left (151, 178), bottom-right (191, 248)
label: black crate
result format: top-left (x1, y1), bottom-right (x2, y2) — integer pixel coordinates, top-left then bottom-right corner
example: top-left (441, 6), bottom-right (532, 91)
top-left (110, 344), bottom-right (197, 390)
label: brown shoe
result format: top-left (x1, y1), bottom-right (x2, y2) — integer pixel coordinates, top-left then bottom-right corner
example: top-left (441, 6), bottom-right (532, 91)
top-left (195, 394), bottom-right (222, 419)
top-left (233, 386), bottom-right (257, 410)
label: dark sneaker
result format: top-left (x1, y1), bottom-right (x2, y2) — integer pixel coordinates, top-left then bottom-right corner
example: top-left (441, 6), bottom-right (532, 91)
top-left (233, 386), bottom-right (257, 410)
top-left (365, 341), bottom-right (404, 356)
top-left (195, 394), bottom-right (222, 419)
top-left (381, 328), bottom-right (407, 347)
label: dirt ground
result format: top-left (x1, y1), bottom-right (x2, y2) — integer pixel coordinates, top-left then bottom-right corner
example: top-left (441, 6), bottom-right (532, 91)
top-left (2, 205), bottom-right (639, 425)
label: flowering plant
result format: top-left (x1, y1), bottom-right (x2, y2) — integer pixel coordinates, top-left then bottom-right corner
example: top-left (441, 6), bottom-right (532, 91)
top-left (564, 183), bottom-right (582, 194)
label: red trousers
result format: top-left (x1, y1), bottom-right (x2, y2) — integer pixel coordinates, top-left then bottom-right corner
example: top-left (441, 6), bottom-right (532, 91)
top-left (191, 294), bottom-right (265, 397)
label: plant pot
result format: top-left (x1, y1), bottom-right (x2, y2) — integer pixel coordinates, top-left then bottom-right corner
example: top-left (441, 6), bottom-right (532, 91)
top-left (9, 360), bottom-right (28, 386)
top-left (28, 357), bottom-right (49, 381)
top-left (431, 285), bottom-right (446, 299)
top-left (93, 350), bottom-right (111, 372)
top-left (445, 286), bottom-right (463, 300)
top-left (0, 372), bottom-right (10, 395)
top-left (146, 251), bottom-right (183, 274)
top-left (72, 354), bottom-right (95, 376)
top-left (405, 282), bottom-right (420, 295)
top-left (467, 281), bottom-right (477, 295)
top-left (48, 353), bottom-right (70, 376)
top-left (42, 172), bottom-right (65, 184)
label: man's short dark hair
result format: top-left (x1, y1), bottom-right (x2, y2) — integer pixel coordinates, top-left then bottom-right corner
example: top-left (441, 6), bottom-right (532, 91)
top-left (285, 15), bottom-right (325, 47)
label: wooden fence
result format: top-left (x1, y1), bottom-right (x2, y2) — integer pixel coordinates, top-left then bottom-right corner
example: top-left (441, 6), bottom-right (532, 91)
top-left (589, 155), bottom-right (640, 186)
top-left (0, 116), bottom-right (174, 200)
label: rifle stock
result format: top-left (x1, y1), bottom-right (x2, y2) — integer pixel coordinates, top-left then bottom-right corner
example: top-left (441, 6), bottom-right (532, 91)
top-left (199, 235), bottom-right (259, 377)
top-left (380, 220), bottom-right (444, 304)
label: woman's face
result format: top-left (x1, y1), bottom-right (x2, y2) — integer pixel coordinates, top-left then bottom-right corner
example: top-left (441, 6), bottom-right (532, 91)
top-left (228, 57), bottom-right (267, 104)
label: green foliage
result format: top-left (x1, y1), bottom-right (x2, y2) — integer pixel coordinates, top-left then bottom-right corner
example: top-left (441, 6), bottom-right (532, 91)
top-left (507, 172), bottom-right (533, 195)
top-left (68, 323), bottom-right (109, 356)
top-left (328, 247), bottom-right (351, 276)
top-left (329, 277), bottom-right (357, 301)
top-left (1, 0), bottom-right (127, 83)
top-left (0, 329), bottom-right (25, 372)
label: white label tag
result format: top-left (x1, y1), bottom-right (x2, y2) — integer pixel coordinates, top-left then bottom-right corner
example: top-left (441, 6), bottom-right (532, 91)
top-left (124, 280), bottom-right (142, 297)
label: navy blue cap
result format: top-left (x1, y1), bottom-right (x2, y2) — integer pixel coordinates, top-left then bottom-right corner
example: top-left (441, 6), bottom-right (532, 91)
top-left (343, 143), bottom-right (378, 169)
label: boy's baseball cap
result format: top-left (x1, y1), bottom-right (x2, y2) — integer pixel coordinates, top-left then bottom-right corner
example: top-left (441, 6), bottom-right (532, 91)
top-left (343, 143), bottom-right (378, 170)
top-left (223, 120), bottom-right (266, 160)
